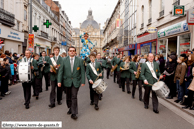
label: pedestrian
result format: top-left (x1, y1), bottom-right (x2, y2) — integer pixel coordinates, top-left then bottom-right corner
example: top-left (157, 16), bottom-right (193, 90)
top-left (58, 46), bottom-right (85, 120)
top-left (5, 50), bottom-right (13, 64)
top-left (106, 56), bottom-right (112, 79)
top-left (49, 46), bottom-right (63, 108)
top-left (86, 52), bottom-right (103, 110)
top-left (159, 54), bottom-right (165, 73)
top-left (155, 55), bottom-right (160, 64)
top-left (129, 55), bottom-right (142, 101)
top-left (174, 54), bottom-right (187, 103)
top-left (164, 54), bottom-right (177, 99)
top-left (140, 53), bottom-right (163, 114)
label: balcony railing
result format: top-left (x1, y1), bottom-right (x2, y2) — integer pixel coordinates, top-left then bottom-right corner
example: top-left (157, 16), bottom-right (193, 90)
top-left (0, 8), bottom-right (15, 27)
top-left (141, 23), bottom-right (144, 28)
top-left (159, 10), bottom-right (164, 17)
top-left (173, 0), bottom-right (180, 5)
top-left (148, 18), bottom-right (152, 24)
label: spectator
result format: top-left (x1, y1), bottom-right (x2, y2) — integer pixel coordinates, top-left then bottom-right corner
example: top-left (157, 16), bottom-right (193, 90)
top-left (159, 54), bottom-right (165, 73)
top-left (155, 55), bottom-right (160, 64)
top-left (5, 50), bottom-right (13, 64)
top-left (13, 53), bottom-right (18, 60)
top-left (49, 53), bottom-right (54, 58)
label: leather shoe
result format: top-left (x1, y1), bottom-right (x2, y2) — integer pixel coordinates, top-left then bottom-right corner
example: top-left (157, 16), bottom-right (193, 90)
top-left (166, 96), bottom-right (173, 99)
top-left (90, 102), bottom-right (94, 105)
top-left (58, 101), bottom-right (62, 105)
top-left (48, 104), bottom-right (55, 108)
top-left (144, 105), bottom-right (148, 109)
top-left (132, 96), bottom-right (135, 99)
top-left (174, 99), bottom-right (181, 103)
top-left (0, 98), bottom-right (2, 100)
top-left (25, 105), bottom-right (29, 109)
top-left (36, 96), bottom-right (39, 100)
top-left (182, 105), bottom-right (190, 109)
top-left (153, 110), bottom-right (159, 114)
top-left (189, 107), bottom-right (194, 110)
top-left (139, 98), bottom-right (142, 101)
top-left (122, 90), bottom-right (125, 92)
top-left (67, 109), bottom-right (71, 115)
top-left (95, 105), bottom-right (99, 110)
top-left (71, 114), bottom-right (78, 120)
top-left (127, 91), bottom-right (131, 94)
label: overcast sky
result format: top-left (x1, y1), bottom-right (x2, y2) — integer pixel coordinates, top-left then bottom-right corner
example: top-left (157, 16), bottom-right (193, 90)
top-left (58, 0), bottom-right (118, 29)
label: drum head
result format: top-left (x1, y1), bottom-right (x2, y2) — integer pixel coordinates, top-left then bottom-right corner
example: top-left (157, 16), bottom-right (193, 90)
top-left (92, 79), bottom-right (102, 88)
top-left (152, 81), bottom-right (165, 91)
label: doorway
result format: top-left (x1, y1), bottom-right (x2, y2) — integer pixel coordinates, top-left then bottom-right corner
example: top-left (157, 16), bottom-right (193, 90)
top-left (168, 36), bottom-right (177, 55)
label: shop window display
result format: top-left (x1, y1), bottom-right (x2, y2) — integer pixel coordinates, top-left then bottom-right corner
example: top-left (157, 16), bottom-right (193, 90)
top-left (179, 33), bottom-right (190, 54)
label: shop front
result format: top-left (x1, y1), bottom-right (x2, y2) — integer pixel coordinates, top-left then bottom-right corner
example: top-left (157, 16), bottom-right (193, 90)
top-left (118, 44), bottom-right (135, 56)
top-left (137, 32), bottom-right (157, 55)
top-left (158, 20), bottom-right (190, 60)
top-left (34, 37), bottom-right (51, 55)
top-left (0, 25), bottom-right (24, 54)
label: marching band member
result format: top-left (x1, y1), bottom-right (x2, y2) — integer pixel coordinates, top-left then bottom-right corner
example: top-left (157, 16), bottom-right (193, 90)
top-left (105, 56), bottom-right (112, 79)
top-left (58, 46), bottom-right (85, 120)
top-left (116, 53), bottom-right (123, 88)
top-left (49, 46), bottom-right (63, 108)
top-left (20, 50), bottom-right (34, 109)
top-left (111, 53), bottom-right (117, 83)
top-left (120, 56), bottom-right (131, 93)
top-left (140, 53), bottom-right (163, 114)
top-left (39, 51), bottom-right (51, 91)
top-left (129, 55), bottom-right (143, 101)
top-left (32, 53), bottom-right (42, 100)
top-left (86, 52), bottom-right (103, 110)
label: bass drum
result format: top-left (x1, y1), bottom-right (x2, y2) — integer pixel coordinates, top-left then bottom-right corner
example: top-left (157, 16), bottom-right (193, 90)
top-left (152, 81), bottom-right (170, 98)
top-left (18, 62), bottom-right (32, 83)
top-left (92, 79), bottom-right (108, 94)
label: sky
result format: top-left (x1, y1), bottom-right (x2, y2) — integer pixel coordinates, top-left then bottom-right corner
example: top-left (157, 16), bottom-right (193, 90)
top-left (58, 0), bottom-right (119, 29)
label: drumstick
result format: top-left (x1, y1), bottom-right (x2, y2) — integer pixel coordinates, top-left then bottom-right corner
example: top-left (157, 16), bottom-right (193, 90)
top-left (94, 71), bottom-right (104, 82)
top-left (158, 73), bottom-right (164, 82)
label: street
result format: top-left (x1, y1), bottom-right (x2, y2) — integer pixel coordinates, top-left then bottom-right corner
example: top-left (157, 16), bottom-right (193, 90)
top-left (0, 72), bottom-right (194, 129)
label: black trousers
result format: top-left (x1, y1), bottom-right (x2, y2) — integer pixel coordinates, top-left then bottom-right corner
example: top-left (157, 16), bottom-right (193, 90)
top-left (50, 80), bottom-right (62, 105)
top-left (65, 84), bottom-right (79, 114)
top-left (42, 72), bottom-right (50, 90)
top-left (89, 83), bottom-right (99, 105)
top-left (188, 90), bottom-right (194, 107)
top-left (144, 86), bottom-right (158, 111)
top-left (121, 77), bottom-right (130, 92)
top-left (132, 80), bottom-right (142, 99)
top-left (117, 71), bottom-right (121, 87)
top-left (113, 70), bottom-right (117, 83)
top-left (34, 78), bottom-right (42, 97)
top-left (107, 68), bottom-right (111, 79)
top-left (22, 82), bottom-right (31, 105)
top-left (1, 78), bottom-right (8, 95)
top-left (165, 74), bottom-right (176, 97)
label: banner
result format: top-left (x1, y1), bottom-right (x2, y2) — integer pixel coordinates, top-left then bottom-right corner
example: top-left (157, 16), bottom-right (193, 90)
top-left (28, 34), bottom-right (34, 52)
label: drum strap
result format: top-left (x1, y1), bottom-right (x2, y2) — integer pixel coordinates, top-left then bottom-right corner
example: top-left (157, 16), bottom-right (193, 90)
top-left (51, 57), bottom-right (57, 66)
top-left (89, 63), bottom-right (98, 76)
top-left (146, 62), bottom-right (158, 80)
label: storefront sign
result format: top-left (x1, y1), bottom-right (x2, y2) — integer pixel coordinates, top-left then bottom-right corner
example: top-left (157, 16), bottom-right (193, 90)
top-left (0, 25), bottom-right (24, 42)
top-left (187, 9), bottom-right (194, 25)
top-left (28, 34), bottom-right (34, 52)
top-left (116, 19), bottom-right (120, 28)
top-left (158, 20), bottom-right (189, 38)
top-left (148, 27), bottom-right (157, 34)
top-left (61, 41), bottom-right (67, 46)
top-left (118, 44), bottom-right (135, 51)
top-left (173, 5), bottom-right (185, 16)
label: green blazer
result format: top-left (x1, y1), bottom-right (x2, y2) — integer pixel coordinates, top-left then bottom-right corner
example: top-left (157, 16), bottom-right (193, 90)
top-left (129, 62), bottom-right (142, 80)
top-left (32, 59), bottom-right (42, 79)
top-left (111, 57), bottom-right (117, 66)
top-left (58, 56), bottom-right (85, 88)
top-left (140, 62), bottom-right (161, 87)
top-left (49, 56), bottom-right (63, 82)
top-left (86, 61), bottom-right (103, 82)
top-left (105, 59), bottom-right (112, 69)
top-left (85, 57), bottom-right (91, 64)
top-left (116, 58), bottom-right (122, 72)
top-left (120, 62), bottom-right (130, 78)
top-left (39, 56), bottom-right (50, 73)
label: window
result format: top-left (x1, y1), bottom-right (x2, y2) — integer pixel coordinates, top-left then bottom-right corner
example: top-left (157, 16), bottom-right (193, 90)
top-left (1, 0), bottom-right (3, 9)
top-left (142, 6), bottom-right (144, 23)
top-left (24, 9), bottom-right (27, 21)
top-left (17, 21), bottom-right (20, 30)
top-left (160, 0), bottom-right (164, 11)
top-left (149, 0), bottom-right (152, 18)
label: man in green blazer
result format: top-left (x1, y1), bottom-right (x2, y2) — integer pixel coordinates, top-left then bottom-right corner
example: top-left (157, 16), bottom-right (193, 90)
top-left (58, 46), bottom-right (85, 120)
top-left (48, 46), bottom-right (63, 108)
top-left (39, 51), bottom-right (51, 91)
top-left (116, 53), bottom-right (123, 87)
top-left (86, 53), bottom-right (103, 110)
top-left (32, 54), bottom-right (43, 100)
top-left (140, 53), bottom-right (163, 114)
top-left (105, 56), bottom-right (112, 79)
top-left (111, 53), bottom-right (117, 83)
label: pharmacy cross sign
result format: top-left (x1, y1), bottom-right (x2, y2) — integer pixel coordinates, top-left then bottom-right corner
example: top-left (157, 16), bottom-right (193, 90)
top-left (33, 25), bottom-right (39, 32)
top-left (44, 20), bottom-right (52, 28)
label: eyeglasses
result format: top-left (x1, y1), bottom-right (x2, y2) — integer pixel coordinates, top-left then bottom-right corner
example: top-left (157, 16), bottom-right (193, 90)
top-left (69, 50), bottom-right (75, 52)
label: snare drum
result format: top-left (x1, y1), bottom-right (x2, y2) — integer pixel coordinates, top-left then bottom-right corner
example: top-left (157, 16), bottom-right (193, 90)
top-left (18, 62), bottom-right (32, 83)
top-left (92, 79), bottom-right (108, 94)
top-left (152, 81), bottom-right (170, 98)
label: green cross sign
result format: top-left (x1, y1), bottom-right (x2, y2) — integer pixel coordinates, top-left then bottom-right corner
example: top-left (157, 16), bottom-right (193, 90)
top-left (43, 20), bottom-right (52, 28)
top-left (33, 25), bottom-right (39, 32)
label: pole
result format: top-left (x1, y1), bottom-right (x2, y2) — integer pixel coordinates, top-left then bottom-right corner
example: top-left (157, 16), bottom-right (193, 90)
top-left (30, 0), bottom-right (32, 34)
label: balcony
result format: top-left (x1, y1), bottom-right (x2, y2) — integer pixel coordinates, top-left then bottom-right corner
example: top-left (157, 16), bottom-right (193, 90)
top-left (148, 18), bottom-right (152, 24)
top-left (140, 23), bottom-right (144, 30)
top-left (159, 10), bottom-right (164, 17)
top-left (0, 8), bottom-right (15, 27)
top-left (40, 31), bottom-right (48, 39)
top-left (173, 0), bottom-right (180, 5)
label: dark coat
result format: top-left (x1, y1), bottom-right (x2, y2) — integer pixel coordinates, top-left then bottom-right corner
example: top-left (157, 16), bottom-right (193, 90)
top-left (159, 57), bottom-right (165, 73)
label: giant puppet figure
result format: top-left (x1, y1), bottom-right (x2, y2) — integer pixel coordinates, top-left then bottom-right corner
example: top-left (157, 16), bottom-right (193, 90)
top-left (80, 33), bottom-right (95, 59)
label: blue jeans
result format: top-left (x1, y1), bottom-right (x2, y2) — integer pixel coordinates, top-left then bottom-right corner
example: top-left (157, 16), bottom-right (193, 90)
top-left (176, 80), bottom-right (184, 101)
top-left (185, 79), bottom-right (192, 95)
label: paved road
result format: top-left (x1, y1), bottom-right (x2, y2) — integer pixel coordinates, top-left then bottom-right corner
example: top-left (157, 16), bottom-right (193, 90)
top-left (0, 72), bottom-right (194, 129)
